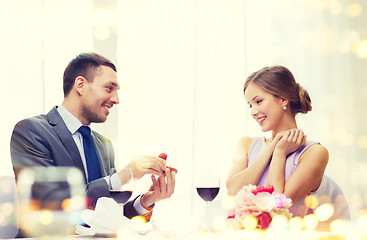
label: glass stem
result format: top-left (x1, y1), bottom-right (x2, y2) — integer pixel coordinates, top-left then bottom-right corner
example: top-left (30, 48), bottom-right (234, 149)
top-left (206, 201), bottom-right (211, 231)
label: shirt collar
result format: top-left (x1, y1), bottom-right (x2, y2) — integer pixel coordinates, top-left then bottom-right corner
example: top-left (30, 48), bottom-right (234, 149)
top-left (57, 105), bottom-right (87, 134)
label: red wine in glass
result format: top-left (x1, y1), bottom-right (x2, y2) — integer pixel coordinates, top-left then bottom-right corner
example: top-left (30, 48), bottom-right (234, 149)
top-left (109, 168), bottom-right (133, 205)
top-left (109, 190), bottom-right (132, 204)
top-left (196, 187), bottom-right (219, 202)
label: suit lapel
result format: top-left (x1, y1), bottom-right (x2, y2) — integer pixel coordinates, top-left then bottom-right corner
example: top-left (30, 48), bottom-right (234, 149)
top-left (47, 107), bottom-right (86, 181)
top-left (92, 134), bottom-right (110, 177)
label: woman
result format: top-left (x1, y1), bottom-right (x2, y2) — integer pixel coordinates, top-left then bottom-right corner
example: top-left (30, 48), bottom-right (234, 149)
top-left (226, 66), bottom-right (349, 223)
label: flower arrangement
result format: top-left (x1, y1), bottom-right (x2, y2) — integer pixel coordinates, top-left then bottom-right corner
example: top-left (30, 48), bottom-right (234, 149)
top-left (227, 185), bottom-right (293, 229)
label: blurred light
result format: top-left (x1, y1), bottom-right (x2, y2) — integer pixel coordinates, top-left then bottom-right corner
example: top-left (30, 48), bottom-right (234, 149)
top-left (347, 30), bottom-right (361, 43)
top-left (221, 195), bottom-right (236, 210)
top-left (334, 127), bottom-right (354, 146)
top-left (357, 135), bottom-right (367, 149)
top-left (328, 0), bottom-right (344, 15)
top-left (354, 40), bottom-right (367, 59)
top-left (212, 216), bottom-right (227, 231)
top-left (315, 203), bottom-right (334, 221)
top-left (94, 26), bottom-right (111, 41)
top-left (305, 195), bottom-right (319, 209)
top-left (341, 132), bottom-right (354, 146)
top-left (190, 231), bottom-right (208, 240)
top-left (288, 216), bottom-right (303, 231)
top-left (67, 211), bottom-right (83, 225)
top-left (67, 196), bottom-right (86, 211)
top-left (319, 195), bottom-right (332, 204)
top-left (66, 168), bottom-right (84, 185)
top-left (357, 214), bottom-right (367, 230)
top-left (335, 195), bottom-right (348, 209)
top-left (117, 227), bottom-right (131, 238)
top-left (0, 213), bottom-right (6, 226)
top-left (307, 0), bottom-right (326, 12)
top-left (338, 40), bottom-right (350, 53)
top-left (350, 194), bottom-right (364, 208)
top-left (40, 210), bottom-right (54, 225)
top-left (93, 12), bottom-right (117, 26)
top-left (0, 181), bottom-right (12, 194)
top-left (131, 216), bottom-right (146, 224)
top-left (303, 214), bottom-right (318, 230)
top-left (346, 3), bottom-right (362, 17)
top-left (242, 215), bottom-right (258, 230)
top-left (330, 219), bottom-right (348, 235)
top-left (271, 215), bottom-right (288, 230)
top-left (299, 31), bottom-right (313, 45)
top-left (349, 172), bottom-right (360, 185)
top-left (130, 216), bottom-right (147, 232)
top-left (1, 202), bottom-right (15, 216)
top-left (62, 198), bottom-right (71, 211)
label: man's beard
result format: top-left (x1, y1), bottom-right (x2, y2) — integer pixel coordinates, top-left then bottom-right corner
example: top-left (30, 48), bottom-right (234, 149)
top-left (81, 104), bottom-right (106, 124)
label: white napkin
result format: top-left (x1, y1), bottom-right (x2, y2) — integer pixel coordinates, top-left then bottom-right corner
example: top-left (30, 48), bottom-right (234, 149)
top-left (75, 197), bottom-right (152, 236)
top-left (76, 197), bottom-right (125, 236)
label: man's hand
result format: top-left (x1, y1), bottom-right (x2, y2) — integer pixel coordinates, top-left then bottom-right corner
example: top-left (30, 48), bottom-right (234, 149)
top-left (140, 168), bottom-right (176, 209)
top-left (120, 155), bottom-right (167, 181)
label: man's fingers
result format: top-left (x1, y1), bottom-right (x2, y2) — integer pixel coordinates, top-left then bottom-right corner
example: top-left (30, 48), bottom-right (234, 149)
top-left (166, 170), bottom-right (175, 197)
top-left (159, 174), bottom-right (166, 196)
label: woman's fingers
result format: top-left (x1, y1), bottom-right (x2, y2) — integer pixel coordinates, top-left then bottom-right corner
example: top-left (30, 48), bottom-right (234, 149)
top-left (288, 129), bottom-right (296, 141)
top-left (297, 130), bottom-right (304, 144)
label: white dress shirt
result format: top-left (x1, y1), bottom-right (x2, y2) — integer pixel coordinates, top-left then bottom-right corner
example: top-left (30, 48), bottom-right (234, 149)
top-left (57, 105), bottom-right (149, 215)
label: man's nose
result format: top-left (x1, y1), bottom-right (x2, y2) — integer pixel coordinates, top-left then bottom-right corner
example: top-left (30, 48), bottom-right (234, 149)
top-left (111, 92), bottom-right (119, 104)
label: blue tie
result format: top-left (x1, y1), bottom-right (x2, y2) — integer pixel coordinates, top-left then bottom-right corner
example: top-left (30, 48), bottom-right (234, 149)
top-left (79, 126), bottom-right (102, 182)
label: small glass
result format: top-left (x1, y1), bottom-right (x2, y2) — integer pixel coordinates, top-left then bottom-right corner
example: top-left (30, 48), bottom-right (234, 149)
top-left (17, 167), bottom-right (85, 239)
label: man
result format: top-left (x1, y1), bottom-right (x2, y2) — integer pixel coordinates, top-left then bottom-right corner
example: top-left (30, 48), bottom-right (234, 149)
top-left (10, 52), bottom-right (176, 221)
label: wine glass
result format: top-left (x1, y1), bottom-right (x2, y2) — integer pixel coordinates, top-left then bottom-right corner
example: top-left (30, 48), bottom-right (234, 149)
top-left (109, 168), bottom-right (134, 205)
top-left (17, 167), bottom-right (85, 239)
top-left (195, 167), bottom-right (220, 231)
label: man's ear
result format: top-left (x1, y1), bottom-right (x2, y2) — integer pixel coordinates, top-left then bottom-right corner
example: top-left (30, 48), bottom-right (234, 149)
top-left (75, 76), bottom-right (87, 95)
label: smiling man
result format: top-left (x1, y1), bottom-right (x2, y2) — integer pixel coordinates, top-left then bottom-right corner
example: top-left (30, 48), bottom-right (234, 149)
top-left (10, 53), bottom-right (176, 224)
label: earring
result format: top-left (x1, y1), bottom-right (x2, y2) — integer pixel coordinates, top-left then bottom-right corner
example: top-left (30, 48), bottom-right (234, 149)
top-left (283, 106), bottom-right (287, 111)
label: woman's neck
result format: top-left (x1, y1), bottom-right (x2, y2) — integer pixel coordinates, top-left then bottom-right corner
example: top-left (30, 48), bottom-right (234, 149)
top-left (270, 118), bottom-right (298, 141)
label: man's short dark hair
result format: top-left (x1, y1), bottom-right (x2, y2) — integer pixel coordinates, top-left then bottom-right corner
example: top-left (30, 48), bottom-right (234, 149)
top-left (63, 52), bottom-right (117, 97)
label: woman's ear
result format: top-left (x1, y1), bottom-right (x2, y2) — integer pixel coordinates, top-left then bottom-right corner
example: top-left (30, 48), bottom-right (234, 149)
top-left (75, 76), bottom-right (87, 95)
top-left (281, 98), bottom-right (289, 108)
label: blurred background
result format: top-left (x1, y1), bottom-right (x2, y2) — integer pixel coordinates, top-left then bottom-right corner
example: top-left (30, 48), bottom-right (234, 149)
top-left (1, 0), bottom-right (366, 225)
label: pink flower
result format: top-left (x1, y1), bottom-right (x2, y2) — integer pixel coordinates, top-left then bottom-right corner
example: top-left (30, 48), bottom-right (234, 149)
top-left (257, 212), bottom-right (272, 229)
top-left (227, 184), bottom-right (292, 230)
top-left (253, 192), bottom-right (276, 212)
top-left (274, 194), bottom-right (292, 209)
top-left (251, 185), bottom-right (274, 195)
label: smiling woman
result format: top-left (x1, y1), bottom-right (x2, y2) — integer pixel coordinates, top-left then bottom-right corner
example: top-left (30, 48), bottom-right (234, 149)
top-left (226, 65), bottom-right (350, 229)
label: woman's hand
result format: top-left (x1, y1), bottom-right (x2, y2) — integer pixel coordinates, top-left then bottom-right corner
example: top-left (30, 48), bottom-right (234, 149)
top-left (274, 129), bottom-right (306, 156)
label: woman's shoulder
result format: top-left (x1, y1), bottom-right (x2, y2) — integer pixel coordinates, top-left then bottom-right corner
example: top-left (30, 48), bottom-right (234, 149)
top-left (238, 136), bottom-right (253, 144)
top-left (237, 136), bottom-right (266, 154)
top-left (299, 142), bottom-right (329, 165)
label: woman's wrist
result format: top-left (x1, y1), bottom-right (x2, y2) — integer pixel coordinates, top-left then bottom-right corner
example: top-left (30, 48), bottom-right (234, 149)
top-left (273, 147), bottom-right (287, 159)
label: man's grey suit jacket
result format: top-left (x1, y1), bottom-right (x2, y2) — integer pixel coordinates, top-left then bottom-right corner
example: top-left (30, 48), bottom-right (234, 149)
top-left (10, 106), bottom-right (139, 218)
